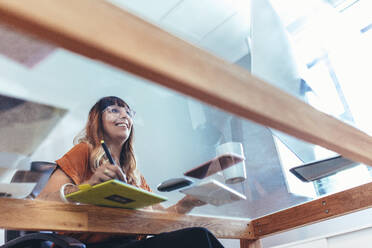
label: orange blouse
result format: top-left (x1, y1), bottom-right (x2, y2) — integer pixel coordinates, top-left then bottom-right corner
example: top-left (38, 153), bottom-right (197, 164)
top-left (56, 143), bottom-right (151, 244)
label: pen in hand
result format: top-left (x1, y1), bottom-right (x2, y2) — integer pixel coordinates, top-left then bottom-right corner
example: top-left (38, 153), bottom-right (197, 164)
top-left (100, 140), bottom-right (127, 182)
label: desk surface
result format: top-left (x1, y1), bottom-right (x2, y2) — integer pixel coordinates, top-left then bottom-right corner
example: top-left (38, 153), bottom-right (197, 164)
top-left (0, 198), bottom-right (253, 240)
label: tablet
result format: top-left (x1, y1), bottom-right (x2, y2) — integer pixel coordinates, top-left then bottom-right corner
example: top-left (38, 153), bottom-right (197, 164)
top-left (66, 179), bottom-right (167, 209)
top-left (184, 153), bottom-right (245, 179)
top-left (0, 183), bottom-right (36, 198)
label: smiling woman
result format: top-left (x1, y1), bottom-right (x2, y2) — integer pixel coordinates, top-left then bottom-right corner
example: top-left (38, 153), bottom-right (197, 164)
top-left (73, 96), bottom-right (138, 186)
top-left (37, 96), bottom-right (221, 248)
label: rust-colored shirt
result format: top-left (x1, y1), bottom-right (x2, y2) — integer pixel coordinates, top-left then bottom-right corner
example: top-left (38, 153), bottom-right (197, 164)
top-left (56, 143), bottom-right (151, 244)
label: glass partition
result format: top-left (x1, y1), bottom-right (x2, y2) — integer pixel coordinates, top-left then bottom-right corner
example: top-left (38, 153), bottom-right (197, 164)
top-left (0, 0), bottom-right (371, 220)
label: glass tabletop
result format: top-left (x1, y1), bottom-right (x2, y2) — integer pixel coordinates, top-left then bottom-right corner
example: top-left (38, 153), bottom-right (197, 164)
top-left (0, 0), bottom-right (371, 220)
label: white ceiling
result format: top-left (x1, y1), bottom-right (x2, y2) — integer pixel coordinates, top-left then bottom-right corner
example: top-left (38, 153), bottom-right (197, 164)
top-left (108, 0), bottom-right (251, 62)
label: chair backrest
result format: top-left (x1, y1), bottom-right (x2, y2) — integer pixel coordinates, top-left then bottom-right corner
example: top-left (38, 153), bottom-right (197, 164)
top-left (28, 161), bottom-right (56, 198)
top-left (5, 161), bottom-right (57, 243)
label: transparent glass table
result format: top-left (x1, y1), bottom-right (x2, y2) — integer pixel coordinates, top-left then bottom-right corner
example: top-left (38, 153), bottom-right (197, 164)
top-left (0, 1), bottom-right (371, 247)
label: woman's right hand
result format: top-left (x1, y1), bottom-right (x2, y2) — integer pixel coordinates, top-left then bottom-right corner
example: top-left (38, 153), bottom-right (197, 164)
top-left (85, 163), bottom-right (126, 186)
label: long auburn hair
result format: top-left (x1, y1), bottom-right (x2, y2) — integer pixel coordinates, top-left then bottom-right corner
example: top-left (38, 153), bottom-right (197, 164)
top-left (74, 96), bottom-right (139, 186)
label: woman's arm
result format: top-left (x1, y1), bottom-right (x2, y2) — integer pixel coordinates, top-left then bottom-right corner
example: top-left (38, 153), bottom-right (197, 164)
top-left (152, 195), bottom-right (206, 214)
top-left (37, 163), bottom-right (126, 202)
top-left (37, 168), bottom-right (78, 202)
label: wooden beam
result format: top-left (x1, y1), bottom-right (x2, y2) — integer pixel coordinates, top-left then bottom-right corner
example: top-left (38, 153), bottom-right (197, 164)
top-left (240, 224), bottom-right (261, 248)
top-left (1, 0), bottom-right (372, 166)
top-left (0, 198), bottom-right (253, 239)
top-left (251, 181), bottom-right (372, 237)
top-left (240, 239), bottom-right (262, 248)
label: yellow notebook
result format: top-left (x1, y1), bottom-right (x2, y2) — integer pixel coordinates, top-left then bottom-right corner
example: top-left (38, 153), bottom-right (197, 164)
top-left (66, 179), bottom-right (167, 209)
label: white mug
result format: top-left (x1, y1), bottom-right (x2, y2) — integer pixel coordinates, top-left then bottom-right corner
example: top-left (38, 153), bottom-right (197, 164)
top-left (216, 142), bottom-right (247, 184)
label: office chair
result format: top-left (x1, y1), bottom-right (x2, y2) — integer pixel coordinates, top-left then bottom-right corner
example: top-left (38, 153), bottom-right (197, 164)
top-left (1, 161), bottom-right (85, 248)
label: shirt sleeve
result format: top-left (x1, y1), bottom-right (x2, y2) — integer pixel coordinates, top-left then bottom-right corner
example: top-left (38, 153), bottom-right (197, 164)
top-left (56, 143), bottom-right (90, 185)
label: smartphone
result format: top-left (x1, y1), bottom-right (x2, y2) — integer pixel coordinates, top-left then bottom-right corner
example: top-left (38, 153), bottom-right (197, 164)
top-left (184, 153), bottom-right (245, 179)
top-left (157, 177), bottom-right (193, 192)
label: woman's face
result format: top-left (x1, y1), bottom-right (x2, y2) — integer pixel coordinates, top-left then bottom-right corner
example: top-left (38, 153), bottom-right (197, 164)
top-left (101, 104), bottom-right (134, 143)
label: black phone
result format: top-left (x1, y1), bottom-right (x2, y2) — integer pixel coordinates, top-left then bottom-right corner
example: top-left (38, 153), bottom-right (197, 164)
top-left (157, 178), bottom-right (193, 192)
top-left (290, 155), bottom-right (358, 182)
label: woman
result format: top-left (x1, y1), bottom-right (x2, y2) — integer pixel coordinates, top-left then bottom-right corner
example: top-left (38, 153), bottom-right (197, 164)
top-left (38, 96), bottom-right (224, 248)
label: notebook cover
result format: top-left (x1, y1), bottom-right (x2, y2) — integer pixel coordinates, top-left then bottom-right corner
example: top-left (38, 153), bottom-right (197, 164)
top-left (66, 179), bottom-right (167, 209)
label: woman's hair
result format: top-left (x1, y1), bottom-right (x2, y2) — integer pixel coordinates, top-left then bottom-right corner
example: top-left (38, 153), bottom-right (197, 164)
top-left (74, 96), bottom-right (139, 186)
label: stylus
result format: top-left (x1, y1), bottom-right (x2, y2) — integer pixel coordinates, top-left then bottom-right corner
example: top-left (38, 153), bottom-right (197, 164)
top-left (101, 140), bottom-right (116, 165)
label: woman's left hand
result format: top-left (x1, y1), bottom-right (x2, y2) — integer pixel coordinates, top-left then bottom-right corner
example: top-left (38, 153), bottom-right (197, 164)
top-left (182, 195), bottom-right (206, 207)
top-left (174, 195), bottom-right (206, 214)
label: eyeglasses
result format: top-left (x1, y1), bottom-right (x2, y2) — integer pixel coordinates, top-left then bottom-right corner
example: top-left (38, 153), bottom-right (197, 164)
top-left (103, 105), bottom-right (136, 119)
